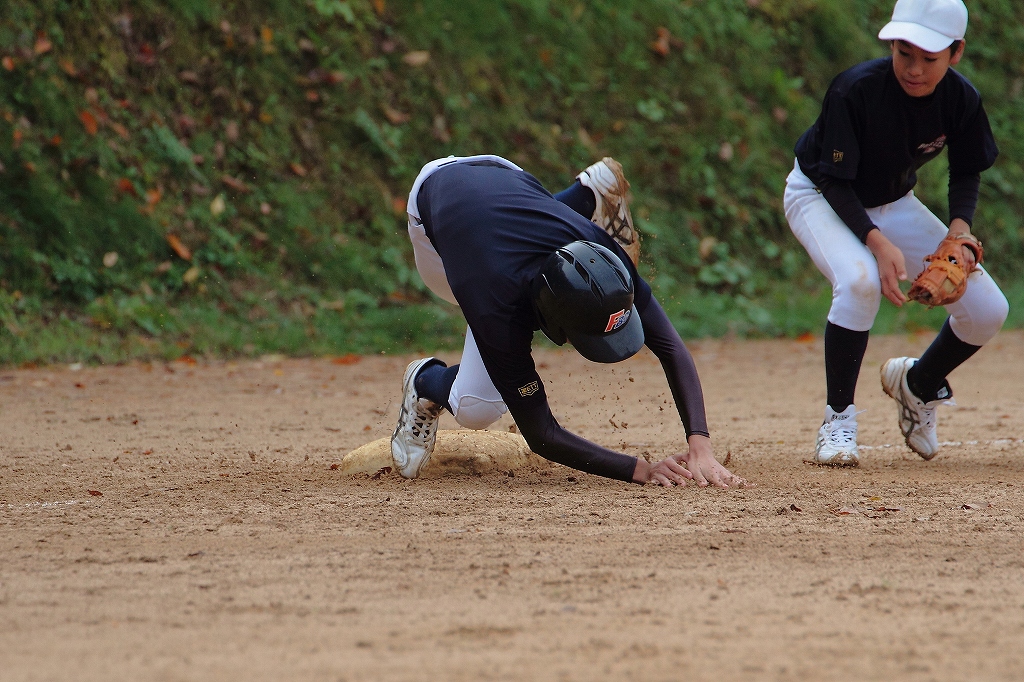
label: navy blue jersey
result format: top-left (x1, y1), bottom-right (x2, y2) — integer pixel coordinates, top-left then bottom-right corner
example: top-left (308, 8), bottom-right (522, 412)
top-left (416, 161), bottom-right (707, 482)
top-left (796, 57), bottom-right (997, 209)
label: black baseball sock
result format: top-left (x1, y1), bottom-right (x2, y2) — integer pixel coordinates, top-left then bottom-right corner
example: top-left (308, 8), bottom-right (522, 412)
top-left (907, 319), bottom-right (980, 402)
top-left (824, 321), bottom-right (870, 413)
top-left (553, 180), bottom-right (597, 220)
top-left (413, 360), bottom-right (457, 412)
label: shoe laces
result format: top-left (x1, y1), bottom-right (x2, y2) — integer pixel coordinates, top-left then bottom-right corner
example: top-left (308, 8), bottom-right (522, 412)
top-left (824, 409), bottom-right (862, 447)
top-left (826, 419), bottom-right (857, 448)
top-left (408, 399), bottom-right (440, 443)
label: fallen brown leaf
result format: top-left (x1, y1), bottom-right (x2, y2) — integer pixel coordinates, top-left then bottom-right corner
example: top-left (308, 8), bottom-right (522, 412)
top-left (79, 110), bottom-right (98, 135)
top-left (34, 36), bottom-right (53, 55)
top-left (402, 50), bottom-right (430, 67)
top-left (832, 507), bottom-right (860, 516)
top-left (330, 354), bottom-right (360, 365)
top-left (166, 234), bottom-right (192, 261)
top-left (221, 175), bottom-right (249, 192)
top-left (651, 27), bottom-right (671, 57)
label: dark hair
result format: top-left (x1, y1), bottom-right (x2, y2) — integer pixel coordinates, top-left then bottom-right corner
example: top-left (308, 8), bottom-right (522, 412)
top-left (889, 39), bottom-right (963, 56)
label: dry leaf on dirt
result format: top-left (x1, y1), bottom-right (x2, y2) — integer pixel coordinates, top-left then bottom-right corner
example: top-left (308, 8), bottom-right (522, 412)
top-left (832, 507), bottom-right (861, 516)
top-left (331, 354), bottom-right (360, 365)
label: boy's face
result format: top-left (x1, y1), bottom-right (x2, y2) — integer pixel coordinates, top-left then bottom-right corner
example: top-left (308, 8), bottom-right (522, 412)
top-left (891, 39), bottom-right (964, 97)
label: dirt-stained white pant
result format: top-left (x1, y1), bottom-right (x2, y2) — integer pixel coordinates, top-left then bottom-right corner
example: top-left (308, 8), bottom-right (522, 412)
top-left (783, 160), bottom-right (1008, 346)
top-left (406, 156), bottom-right (523, 429)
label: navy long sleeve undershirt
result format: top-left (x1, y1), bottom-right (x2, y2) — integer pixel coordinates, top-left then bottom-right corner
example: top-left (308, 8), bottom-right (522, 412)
top-left (511, 297), bottom-right (710, 482)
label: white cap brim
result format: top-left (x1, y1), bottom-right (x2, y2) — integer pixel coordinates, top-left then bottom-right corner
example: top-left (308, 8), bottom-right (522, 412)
top-left (878, 21), bottom-right (957, 53)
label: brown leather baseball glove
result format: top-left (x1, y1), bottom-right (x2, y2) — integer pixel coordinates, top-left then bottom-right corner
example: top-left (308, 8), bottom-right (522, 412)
top-left (907, 232), bottom-right (983, 307)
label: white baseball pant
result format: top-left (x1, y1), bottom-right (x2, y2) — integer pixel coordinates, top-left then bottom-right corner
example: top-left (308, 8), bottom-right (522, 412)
top-left (784, 160), bottom-right (1007, 346)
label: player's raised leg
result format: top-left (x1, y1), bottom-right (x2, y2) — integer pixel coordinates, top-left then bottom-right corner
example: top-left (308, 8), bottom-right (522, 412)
top-left (876, 193), bottom-right (1008, 459)
top-left (574, 158), bottom-right (640, 265)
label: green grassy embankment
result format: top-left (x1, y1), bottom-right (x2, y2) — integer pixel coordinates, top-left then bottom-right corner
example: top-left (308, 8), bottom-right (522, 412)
top-left (2, 0), bottom-right (1022, 364)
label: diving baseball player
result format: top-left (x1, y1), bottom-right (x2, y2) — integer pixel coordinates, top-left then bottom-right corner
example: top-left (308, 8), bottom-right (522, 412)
top-left (784, 0), bottom-right (1007, 466)
top-left (391, 155), bottom-right (746, 488)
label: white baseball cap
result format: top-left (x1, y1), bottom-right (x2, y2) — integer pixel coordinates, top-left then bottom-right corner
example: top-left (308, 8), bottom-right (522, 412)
top-left (878, 0), bottom-right (968, 53)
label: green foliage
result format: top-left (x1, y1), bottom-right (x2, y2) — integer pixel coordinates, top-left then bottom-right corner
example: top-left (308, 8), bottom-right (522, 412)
top-left (0, 0), bottom-right (1023, 364)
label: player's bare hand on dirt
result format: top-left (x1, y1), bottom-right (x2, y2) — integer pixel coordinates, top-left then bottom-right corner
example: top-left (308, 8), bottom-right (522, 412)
top-left (640, 455), bottom-right (694, 487)
top-left (866, 230), bottom-right (908, 306)
top-left (634, 436), bottom-right (748, 488)
top-left (678, 435), bottom-right (748, 489)
top-left (632, 452), bottom-right (696, 487)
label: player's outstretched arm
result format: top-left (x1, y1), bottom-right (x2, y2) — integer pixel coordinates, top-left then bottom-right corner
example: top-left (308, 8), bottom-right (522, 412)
top-left (635, 299), bottom-right (748, 487)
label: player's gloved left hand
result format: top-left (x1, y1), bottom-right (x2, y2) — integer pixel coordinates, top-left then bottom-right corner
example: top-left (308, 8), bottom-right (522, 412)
top-left (907, 232), bottom-right (983, 307)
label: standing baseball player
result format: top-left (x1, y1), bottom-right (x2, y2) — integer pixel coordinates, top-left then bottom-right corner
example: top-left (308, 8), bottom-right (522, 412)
top-left (784, 0), bottom-right (1008, 466)
top-left (391, 154), bottom-right (746, 488)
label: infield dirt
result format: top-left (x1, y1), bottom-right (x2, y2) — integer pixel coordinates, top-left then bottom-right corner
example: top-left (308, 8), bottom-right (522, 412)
top-left (2, 332), bottom-right (1023, 681)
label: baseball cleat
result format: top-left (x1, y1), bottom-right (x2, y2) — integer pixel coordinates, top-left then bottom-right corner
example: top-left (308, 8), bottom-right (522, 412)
top-left (880, 357), bottom-right (952, 460)
top-left (577, 157), bottom-right (640, 266)
top-left (812, 404), bottom-right (861, 467)
top-left (391, 357), bottom-right (443, 479)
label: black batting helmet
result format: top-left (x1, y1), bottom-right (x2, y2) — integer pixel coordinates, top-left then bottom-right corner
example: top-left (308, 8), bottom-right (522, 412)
top-left (531, 241), bottom-right (644, 363)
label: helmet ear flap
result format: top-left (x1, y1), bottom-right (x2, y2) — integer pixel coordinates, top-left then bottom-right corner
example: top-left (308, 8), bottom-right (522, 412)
top-left (532, 274), bottom-right (567, 346)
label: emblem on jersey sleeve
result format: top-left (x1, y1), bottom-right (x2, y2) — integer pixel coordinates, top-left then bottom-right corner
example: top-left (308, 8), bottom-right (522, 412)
top-left (518, 381), bottom-right (539, 397)
top-left (604, 308), bottom-right (630, 333)
top-left (832, 149), bottom-right (844, 164)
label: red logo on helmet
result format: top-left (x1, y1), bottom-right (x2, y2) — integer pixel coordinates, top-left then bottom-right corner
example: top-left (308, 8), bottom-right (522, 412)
top-left (605, 308), bottom-right (630, 333)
